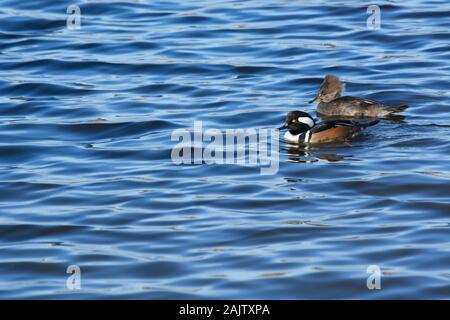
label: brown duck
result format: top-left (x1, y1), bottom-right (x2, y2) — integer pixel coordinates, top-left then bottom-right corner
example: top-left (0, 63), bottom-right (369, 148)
top-left (309, 75), bottom-right (408, 118)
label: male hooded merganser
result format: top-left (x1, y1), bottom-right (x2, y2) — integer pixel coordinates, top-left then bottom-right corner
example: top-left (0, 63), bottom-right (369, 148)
top-left (309, 75), bottom-right (408, 118)
top-left (278, 110), bottom-right (379, 144)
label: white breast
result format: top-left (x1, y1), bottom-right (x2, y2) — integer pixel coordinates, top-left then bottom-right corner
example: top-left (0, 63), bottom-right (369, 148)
top-left (284, 131), bottom-right (300, 143)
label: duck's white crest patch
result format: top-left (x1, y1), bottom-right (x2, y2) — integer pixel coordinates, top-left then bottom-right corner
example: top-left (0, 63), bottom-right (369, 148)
top-left (284, 131), bottom-right (300, 143)
top-left (298, 117), bottom-right (314, 128)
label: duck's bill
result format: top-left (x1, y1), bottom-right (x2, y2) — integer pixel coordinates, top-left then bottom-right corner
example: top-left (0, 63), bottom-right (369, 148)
top-left (308, 97), bottom-right (321, 103)
top-left (278, 124), bottom-right (288, 130)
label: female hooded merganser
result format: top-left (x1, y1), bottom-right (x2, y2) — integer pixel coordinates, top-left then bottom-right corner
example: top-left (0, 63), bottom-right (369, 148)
top-left (278, 110), bottom-right (379, 144)
top-left (309, 75), bottom-right (408, 118)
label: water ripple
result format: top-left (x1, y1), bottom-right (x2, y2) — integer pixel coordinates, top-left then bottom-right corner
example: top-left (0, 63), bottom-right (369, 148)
top-left (0, 0), bottom-right (449, 299)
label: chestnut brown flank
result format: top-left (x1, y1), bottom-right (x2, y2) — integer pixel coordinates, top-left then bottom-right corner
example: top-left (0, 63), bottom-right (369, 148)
top-left (309, 126), bottom-right (362, 144)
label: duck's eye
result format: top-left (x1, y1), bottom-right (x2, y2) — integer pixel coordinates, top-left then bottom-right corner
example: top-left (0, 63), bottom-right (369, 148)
top-left (291, 119), bottom-right (296, 123)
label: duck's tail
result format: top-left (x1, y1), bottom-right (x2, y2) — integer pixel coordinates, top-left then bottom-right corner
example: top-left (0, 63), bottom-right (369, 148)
top-left (386, 104), bottom-right (409, 114)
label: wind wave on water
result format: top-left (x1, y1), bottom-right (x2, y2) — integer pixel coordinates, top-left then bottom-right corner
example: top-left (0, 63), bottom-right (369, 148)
top-left (0, 0), bottom-right (449, 299)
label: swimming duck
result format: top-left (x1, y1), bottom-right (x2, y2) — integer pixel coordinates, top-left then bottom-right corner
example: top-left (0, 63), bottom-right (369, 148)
top-left (309, 75), bottom-right (408, 118)
top-left (278, 110), bottom-right (379, 144)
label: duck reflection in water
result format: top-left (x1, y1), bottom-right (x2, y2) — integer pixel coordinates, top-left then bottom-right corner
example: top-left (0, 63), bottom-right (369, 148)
top-left (283, 144), bottom-right (351, 163)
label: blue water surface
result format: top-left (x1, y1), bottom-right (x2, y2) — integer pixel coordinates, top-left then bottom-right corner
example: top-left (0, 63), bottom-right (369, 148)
top-left (0, 0), bottom-right (449, 299)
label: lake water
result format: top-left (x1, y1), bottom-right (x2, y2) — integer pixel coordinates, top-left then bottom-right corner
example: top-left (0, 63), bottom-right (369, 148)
top-left (0, 0), bottom-right (449, 299)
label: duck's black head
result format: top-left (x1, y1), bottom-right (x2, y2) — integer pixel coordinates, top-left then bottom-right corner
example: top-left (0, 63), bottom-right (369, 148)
top-left (278, 111), bottom-right (315, 134)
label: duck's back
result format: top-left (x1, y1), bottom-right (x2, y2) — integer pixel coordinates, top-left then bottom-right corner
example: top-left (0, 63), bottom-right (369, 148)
top-left (317, 96), bottom-right (388, 117)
